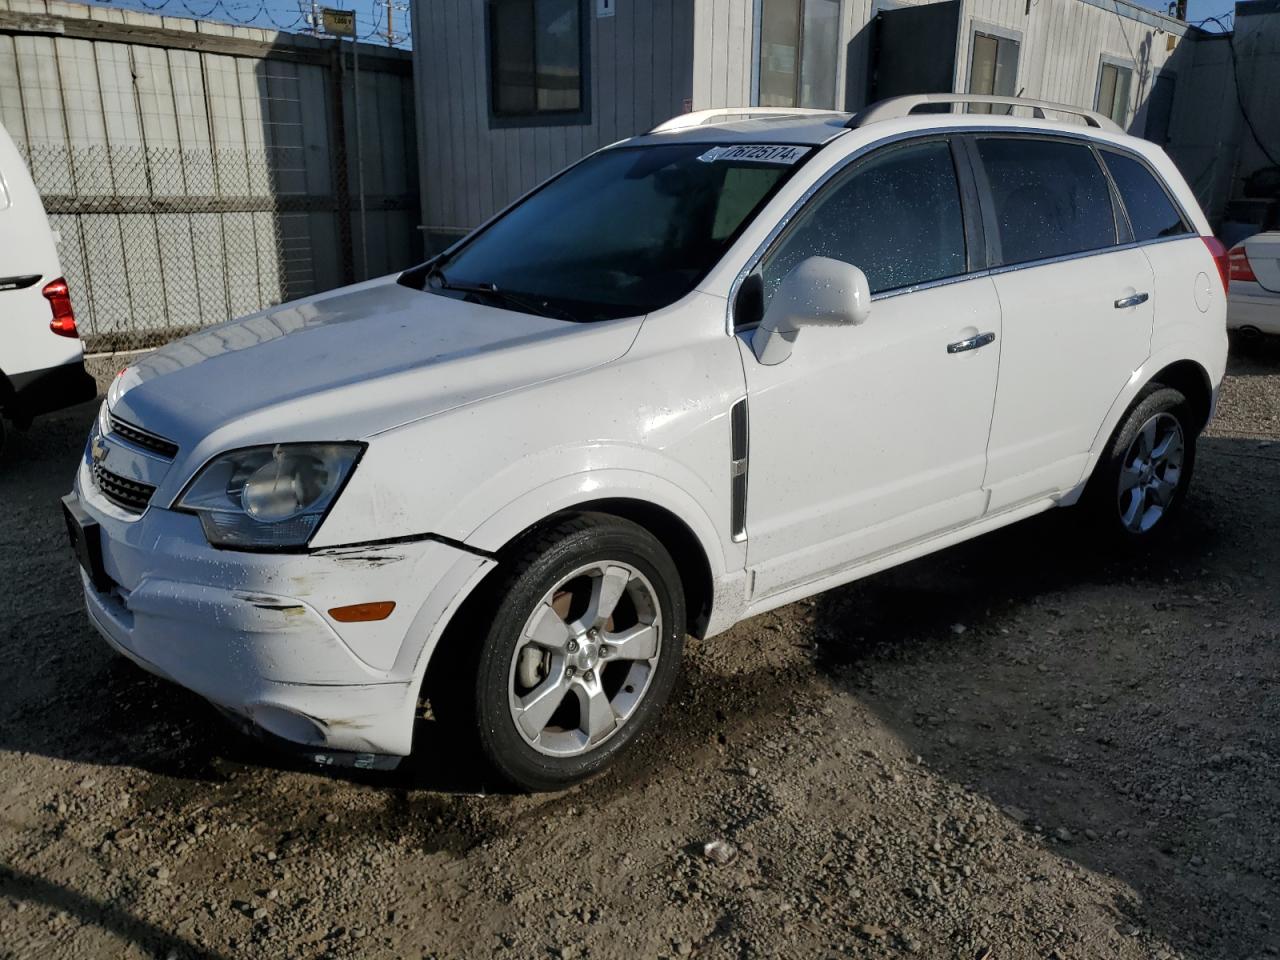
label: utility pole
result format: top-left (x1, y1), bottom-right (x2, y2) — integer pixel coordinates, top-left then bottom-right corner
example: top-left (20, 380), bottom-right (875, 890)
top-left (300, 0), bottom-right (322, 35)
top-left (378, 0), bottom-right (406, 47)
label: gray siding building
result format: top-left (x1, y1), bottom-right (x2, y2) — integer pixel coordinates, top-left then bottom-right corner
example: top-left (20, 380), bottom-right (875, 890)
top-left (411, 0), bottom-right (1280, 248)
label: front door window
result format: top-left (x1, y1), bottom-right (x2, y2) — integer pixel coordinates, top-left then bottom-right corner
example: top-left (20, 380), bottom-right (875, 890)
top-left (760, 139), bottom-right (968, 302)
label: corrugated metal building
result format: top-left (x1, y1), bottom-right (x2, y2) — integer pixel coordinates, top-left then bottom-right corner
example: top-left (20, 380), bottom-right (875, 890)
top-left (412, 0), bottom-right (1256, 249)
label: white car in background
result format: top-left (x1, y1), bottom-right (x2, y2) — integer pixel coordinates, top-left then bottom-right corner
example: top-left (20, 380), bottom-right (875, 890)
top-left (1227, 232), bottom-right (1280, 336)
top-left (64, 95), bottom-right (1228, 792)
top-left (0, 121), bottom-right (96, 453)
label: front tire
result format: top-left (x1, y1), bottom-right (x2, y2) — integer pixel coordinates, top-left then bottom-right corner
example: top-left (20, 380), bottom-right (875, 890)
top-left (1084, 385), bottom-right (1196, 541)
top-left (459, 514), bottom-right (685, 792)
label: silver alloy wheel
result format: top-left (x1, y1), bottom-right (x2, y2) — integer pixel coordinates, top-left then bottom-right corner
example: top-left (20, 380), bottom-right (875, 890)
top-left (1117, 412), bottom-right (1185, 534)
top-left (507, 561), bottom-right (662, 757)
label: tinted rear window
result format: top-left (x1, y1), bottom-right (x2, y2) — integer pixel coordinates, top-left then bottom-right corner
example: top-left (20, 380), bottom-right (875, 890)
top-left (1101, 150), bottom-right (1191, 242)
top-left (977, 138), bottom-right (1117, 266)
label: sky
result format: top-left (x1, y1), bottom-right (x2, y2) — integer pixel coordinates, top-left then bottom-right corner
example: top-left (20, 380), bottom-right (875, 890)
top-left (87, 0), bottom-right (1243, 50)
top-left (1138, 0), bottom-right (1238, 29)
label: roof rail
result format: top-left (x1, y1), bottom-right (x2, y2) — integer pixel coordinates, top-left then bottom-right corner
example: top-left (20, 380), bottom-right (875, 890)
top-left (850, 94), bottom-right (1122, 133)
top-left (649, 107), bottom-right (846, 134)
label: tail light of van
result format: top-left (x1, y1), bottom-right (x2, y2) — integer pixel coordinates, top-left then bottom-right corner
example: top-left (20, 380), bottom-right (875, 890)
top-left (1201, 237), bottom-right (1230, 295)
top-left (42, 277), bottom-right (78, 338)
top-left (1227, 245), bottom-right (1257, 283)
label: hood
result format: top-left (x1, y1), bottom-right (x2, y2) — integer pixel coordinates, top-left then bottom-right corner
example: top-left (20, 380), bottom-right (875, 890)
top-left (109, 277), bottom-right (642, 447)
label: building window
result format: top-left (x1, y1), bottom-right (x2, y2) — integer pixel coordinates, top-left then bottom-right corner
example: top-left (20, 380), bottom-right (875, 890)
top-left (1096, 58), bottom-right (1134, 128)
top-left (488, 0), bottom-right (587, 124)
top-left (757, 0), bottom-right (841, 110)
top-left (967, 29), bottom-right (1019, 113)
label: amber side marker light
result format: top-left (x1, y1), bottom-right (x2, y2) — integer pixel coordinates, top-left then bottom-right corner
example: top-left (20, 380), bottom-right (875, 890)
top-left (329, 601), bottom-right (396, 623)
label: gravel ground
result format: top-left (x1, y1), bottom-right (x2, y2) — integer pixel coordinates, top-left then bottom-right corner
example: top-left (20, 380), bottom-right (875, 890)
top-left (2, 341), bottom-right (1278, 960)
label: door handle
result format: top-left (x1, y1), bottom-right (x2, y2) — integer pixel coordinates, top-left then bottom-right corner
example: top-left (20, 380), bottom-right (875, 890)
top-left (1114, 292), bottom-right (1149, 308)
top-left (946, 331), bottom-right (996, 354)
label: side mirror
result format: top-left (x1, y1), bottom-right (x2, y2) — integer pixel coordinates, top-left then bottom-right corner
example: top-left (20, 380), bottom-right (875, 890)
top-left (751, 256), bottom-right (871, 365)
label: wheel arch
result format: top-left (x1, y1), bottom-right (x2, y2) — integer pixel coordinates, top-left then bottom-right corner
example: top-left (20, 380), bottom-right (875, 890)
top-left (1076, 353), bottom-right (1216, 500)
top-left (1146, 359), bottom-right (1214, 434)
top-left (466, 496), bottom-right (716, 640)
top-left (419, 497), bottom-right (719, 723)
top-left (547, 498), bottom-right (715, 639)
top-left (462, 465), bottom-right (733, 628)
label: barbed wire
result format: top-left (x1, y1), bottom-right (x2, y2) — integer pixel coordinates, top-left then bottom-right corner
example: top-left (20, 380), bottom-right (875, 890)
top-left (1189, 12), bottom-right (1232, 33)
top-left (92, 0), bottom-right (407, 46)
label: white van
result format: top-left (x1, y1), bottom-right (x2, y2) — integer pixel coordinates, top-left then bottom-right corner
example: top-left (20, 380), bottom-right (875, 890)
top-left (0, 121), bottom-right (96, 452)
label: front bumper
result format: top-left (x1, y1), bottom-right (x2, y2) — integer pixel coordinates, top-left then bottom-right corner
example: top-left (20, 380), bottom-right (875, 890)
top-left (70, 474), bottom-right (494, 758)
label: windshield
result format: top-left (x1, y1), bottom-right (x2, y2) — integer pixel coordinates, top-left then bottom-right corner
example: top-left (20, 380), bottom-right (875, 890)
top-left (412, 142), bottom-right (807, 321)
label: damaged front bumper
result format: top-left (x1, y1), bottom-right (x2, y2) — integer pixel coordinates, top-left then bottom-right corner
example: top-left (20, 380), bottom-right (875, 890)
top-left (68, 476), bottom-right (494, 762)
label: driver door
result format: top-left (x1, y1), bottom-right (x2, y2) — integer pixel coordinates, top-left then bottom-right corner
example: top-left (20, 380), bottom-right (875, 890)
top-left (737, 138), bottom-right (1002, 600)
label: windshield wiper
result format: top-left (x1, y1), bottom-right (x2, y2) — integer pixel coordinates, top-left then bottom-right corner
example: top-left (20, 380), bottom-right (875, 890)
top-left (485, 288), bottom-right (582, 323)
top-left (427, 267), bottom-right (580, 322)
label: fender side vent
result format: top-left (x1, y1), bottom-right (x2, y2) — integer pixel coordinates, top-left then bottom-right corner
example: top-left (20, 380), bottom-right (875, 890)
top-left (730, 398), bottom-right (748, 543)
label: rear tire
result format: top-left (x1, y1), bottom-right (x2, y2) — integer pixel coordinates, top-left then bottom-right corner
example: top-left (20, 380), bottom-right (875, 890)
top-left (446, 513), bottom-right (685, 792)
top-left (1082, 385), bottom-right (1196, 542)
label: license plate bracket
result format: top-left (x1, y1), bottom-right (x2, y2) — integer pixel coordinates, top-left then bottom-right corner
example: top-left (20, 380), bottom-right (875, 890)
top-left (62, 493), bottom-right (111, 592)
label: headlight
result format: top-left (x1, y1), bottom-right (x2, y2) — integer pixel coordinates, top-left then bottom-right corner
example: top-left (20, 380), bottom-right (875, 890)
top-left (176, 442), bottom-right (364, 549)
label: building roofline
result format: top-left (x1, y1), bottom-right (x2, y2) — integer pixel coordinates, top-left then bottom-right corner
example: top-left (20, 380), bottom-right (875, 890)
top-left (1074, 0), bottom-right (1194, 36)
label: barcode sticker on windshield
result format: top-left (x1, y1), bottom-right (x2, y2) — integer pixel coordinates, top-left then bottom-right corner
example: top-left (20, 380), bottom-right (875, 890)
top-left (698, 144), bottom-right (810, 165)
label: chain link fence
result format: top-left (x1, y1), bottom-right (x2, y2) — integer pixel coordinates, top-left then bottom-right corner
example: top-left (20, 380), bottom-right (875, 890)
top-left (4, 3), bottom-right (420, 360)
top-left (22, 142), bottom-right (332, 356)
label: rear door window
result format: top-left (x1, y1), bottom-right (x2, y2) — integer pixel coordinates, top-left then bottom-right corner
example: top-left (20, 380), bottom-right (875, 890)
top-left (760, 139), bottom-right (967, 302)
top-left (976, 137), bottom-right (1117, 266)
top-left (1100, 150), bottom-right (1192, 241)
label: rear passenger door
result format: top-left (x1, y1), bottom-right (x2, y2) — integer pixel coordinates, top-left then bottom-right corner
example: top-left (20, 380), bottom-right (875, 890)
top-left (1098, 147), bottom-right (1217, 340)
top-left (973, 135), bottom-right (1156, 513)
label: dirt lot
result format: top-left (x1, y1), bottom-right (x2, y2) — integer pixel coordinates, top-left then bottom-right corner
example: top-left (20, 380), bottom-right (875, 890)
top-left (1, 343), bottom-right (1278, 960)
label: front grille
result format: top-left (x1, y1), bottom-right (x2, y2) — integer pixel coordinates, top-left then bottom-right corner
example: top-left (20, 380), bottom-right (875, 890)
top-left (92, 461), bottom-right (156, 513)
top-left (109, 414), bottom-right (179, 460)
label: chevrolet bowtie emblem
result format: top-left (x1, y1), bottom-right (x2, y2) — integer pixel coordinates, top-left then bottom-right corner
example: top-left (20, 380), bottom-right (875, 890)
top-left (90, 435), bottom-right (108, 466)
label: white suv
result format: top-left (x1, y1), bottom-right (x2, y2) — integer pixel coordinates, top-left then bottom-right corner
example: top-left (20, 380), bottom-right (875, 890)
top-left (65, 95), bottom-right (1228, 791)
